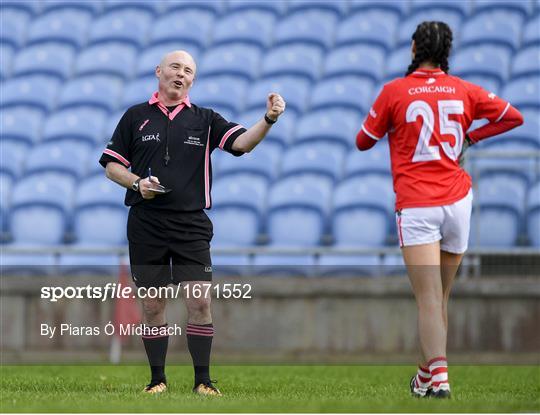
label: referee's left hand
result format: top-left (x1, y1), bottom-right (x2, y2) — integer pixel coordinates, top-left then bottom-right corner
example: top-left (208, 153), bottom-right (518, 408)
top-left (266, 93), bottom-right (286, 121)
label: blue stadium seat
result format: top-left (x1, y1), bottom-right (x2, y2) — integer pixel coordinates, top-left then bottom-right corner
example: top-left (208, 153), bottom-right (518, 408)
top-left (122, 76), bottom-right (156, 108)
top-left (26, 9), bottom-right (92, 49)
top-left (324, 45), bottom-right (385, 82)
top-left (244, 76), bottom-right (310, 116)
top-left (0, 43), bottom-right (14, 79)
top-left (397, 10), bottom-right (463, 48)
top-left (410, 0), bottom-right (470, 17)
top-left (0, 106), bottom-right (44, 146)
top-left (24, 140), bottom-right (91, 178)
top-left (252, 254), bottom-right (317, 277)
top-left (226, 0), bottom-right (285, 16)
top-left (501, 76), bottom-right (540, 110)
top-left (87, 9), bottom-right (152, 48)
top-left (332, 175), bottom-right (395, 247)
top-left (208, 176), bottom-right (266, 247)
top-left (310, 76), bottom-right (374, 113)
top-left (103, 0), bottom-right (163, 14)
top-left (349, 0), bottom-right (408, 17)
top-left (136, 43), bottom-right (201, 78)
top-left (472, 0), bottom-right (532, 17)
top-left (526, 181), bottom-right (540, 247)
top-left (103, 111), bottom-right (125, 142)
top-left (236, 109), bottom-right (297, 149)
top-left (318, 254), bottom-right (382, 277)
top-left (0, 140), bottom-right (26, 178)
top-left (148, 10), bottom-right (214, 50)
top-left (87, 145), bottom-right (108, 177)
top-left (41, 106), bottom-right (108, 145)
top-left (73, 175), bottom-right (128, 245)
top-left (211, 10), bottom-right (275, 50)
top-left (281, 142), bottom-right (346, 185)
top-left (523, 15), bottom-right (540, 46)
top-left (287, 0), bottom-right (347, 17)
top-left (164, 0), bottom-right (225, 15)
top-left (40, 0), bottom-right (103, 14)
top-left (451, 45), bottom-right (511, 86)
top-left (460, 11), bottom-right (522, 51)
top-left (470, 173), bottom-right (527, 247)
top-left (0, 172), bottom-right (13, 223)
top-left (335, 10), bottom-right (398, 52)
top-left (11, 42), bottom-right (75, 80)
top-left (384, 45), bottom-right (411, 80)
top-left (512, 46), bottom-right (540, 79)
top-left (216, 149), bottom-right (277, 182)
top-left (199, 44), bottom-right (261, 81)
top-left (58, 254), bottom-right (121, 277)
top-left (74, 42), bottom-right (137, 79)
top-left (480, 109), bottom-right (539, 148)
top-left (344, 142), bottom-right (392, 178)
top-left (211, 253), bottom-right (251, 277)
top-left (0, 9), bottom-right (31, 48)
top-left (57, 75), bottom-right (124, 112)
top-left (461, 76), bottom-right (500, 96)
top-left (1, 254), bottom-right (57, 276)
top-left (261, 45), bottom-right (323, 83)
top-left (1, 1), bottom-right (40, 15)
top-left (273, 10), bottom-right (337, 51)
top-left (189, 76), bottom-right (247, 115)
top-left (1, 76), bottom-right (61, 113)
top-left (266, 176), bottom-right (332, 247)
top-left (294, 108), bottom-right (361, 150)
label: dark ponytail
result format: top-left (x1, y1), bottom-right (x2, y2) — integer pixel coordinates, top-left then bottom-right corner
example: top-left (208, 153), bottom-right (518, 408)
top-left (406, 21), bottom-right (453, 76)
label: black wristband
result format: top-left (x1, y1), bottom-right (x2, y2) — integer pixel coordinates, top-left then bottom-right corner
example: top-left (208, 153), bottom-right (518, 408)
top-left (264, 114), bottom-right (277, 125)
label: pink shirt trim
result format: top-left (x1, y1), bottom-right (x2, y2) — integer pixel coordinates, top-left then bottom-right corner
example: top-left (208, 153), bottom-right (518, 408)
top-left (103, 149), bottom-right (130, 167)
top-left (148, 91), bottom-right (191, 120)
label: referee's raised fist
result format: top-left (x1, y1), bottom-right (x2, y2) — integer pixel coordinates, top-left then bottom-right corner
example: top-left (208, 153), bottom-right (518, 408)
top-left (266, 93), bottom-right (286, 121)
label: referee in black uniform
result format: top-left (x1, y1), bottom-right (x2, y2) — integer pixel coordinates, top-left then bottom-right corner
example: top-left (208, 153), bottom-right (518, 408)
top-left (99, 50), bottom-right (285, 395)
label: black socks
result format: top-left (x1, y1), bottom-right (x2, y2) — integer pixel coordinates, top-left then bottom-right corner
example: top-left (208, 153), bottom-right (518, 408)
top-left (186, 323), bottom-right (214, 386)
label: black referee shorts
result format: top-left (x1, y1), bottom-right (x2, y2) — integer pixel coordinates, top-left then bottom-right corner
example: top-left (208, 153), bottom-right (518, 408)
top-left (127, 206), bottom-right (213, 288)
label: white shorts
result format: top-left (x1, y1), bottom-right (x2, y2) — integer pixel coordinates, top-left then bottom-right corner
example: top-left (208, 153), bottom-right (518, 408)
top-left (395, 190), bottom-right (473, 254)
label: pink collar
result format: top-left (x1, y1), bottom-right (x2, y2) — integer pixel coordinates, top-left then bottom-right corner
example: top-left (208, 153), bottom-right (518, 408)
top-left (148, 92), bottom-right (191, 120)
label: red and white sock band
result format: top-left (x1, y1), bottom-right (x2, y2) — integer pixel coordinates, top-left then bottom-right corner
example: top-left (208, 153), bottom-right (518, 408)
top-left (186, 323), bottom-right (214, 337)
top-left (428, 356), bottom-right (450, 391)
top-left (415, 365), bottom-right (432, 388)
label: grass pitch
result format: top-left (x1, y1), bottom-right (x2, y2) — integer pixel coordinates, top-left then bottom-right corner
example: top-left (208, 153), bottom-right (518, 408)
top-left (1, 365), bottom-right (538, 413)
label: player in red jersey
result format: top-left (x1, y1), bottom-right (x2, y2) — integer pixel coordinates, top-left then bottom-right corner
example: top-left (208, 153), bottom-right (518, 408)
top-left (356, 22), bottom-right (523, 398)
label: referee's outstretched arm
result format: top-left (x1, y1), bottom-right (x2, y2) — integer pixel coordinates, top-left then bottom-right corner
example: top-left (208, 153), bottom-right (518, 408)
top-left (232, 93), bottom-right (286, 153)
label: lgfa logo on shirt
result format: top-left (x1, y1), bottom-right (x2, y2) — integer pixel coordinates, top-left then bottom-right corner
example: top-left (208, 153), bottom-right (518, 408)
top-left (141, 133), bottom-right (160, 142)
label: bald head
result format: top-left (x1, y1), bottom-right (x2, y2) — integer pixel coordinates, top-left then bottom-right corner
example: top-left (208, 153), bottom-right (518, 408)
top-left (159, 50), bottom-right (197, 75)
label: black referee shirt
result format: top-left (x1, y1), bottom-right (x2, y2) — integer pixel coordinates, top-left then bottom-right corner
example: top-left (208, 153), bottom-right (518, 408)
top-left (99, 92), bottom-right (247, 211)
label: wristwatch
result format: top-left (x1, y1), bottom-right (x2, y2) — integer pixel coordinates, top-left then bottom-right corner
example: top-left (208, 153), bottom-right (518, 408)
top-left (264, 113), bottom-right (277, 125)
top-left (131, 178), bottom-right (142, 192)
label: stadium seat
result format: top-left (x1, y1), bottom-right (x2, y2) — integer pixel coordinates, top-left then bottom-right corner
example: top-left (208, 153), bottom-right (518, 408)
top-left (273, 10), bottom-right (337, 51)
top-left (472, 0), bottom-right (532, 17)
top-left (0, 9), bottom-right (31, 48)
top-left (310, 76), bottom-right (374, 113)
top-left (58, 253), bottom-right (121, 277)
top-left (148, 10), bottom-right (214, 50)
top-left (164, 0), bottom-right (225, 15)
top-left (236, 109), bottom-right (297, 149)
top-left (41, 106), bottom-right (108, 146)
top-left (74, 42), bottom-right (137, 79)
top-left (460, 75), bottom-right (500, 96)
top-left (0, 43), bottom-right (14, 79)
top-left (384, 45), bottom-right (411, 81)
top-left (344, 142), bottom-right (392, 178)
top-left (122, 76), bottom-right (156, 108)
top-left (410, 0), bottom-right (470, 17)
top-left (260, 44), bottom-right (323, 83)
top-left (294, 108), bottom-right (362, 150)
top-left (266, 176), bottom-right (332, 247)
top-left (280, 142), bottom-right (346, 185)
top-left (318, 254), bottom-right (382, 277)
top-left (189, 76), bottom-right (248, 115)
top-left (0, 254), bottom-right (57, 276)
top-left (523, 15), bottom-right (540, 47)
top-left (199, 44), bottom-right (261, 81)
top-left (0, 140), bottom-right (26, 178)
top-left (87, 9), bottom-right (152, 48)
top-left (40, 0), bottom-right (103, 14)
top-left (73, 175), bottom-right (128, 245)
top-left (57, 75), bottom-right (124, 112)
top-left (24, 140), bottom-right (91, 178)
top-left (211, 253), bottom-right (252, 277)
top-left (244, 76), bottom-right (310, 117)
top-left (11, 42), bottom-right (75, 80)
top-left (226, 0), bottom-right (285, 16)
top-left (212, 10), bottom-right (275, 50)
top-left (216, 150), bottom-right (277, 182)
top-left (287, 0), bottom-right (347, 17)
top-left (526, 181), bottom-right (540, 247)
top-left (0, 172), bottom-right (13, 224)
top-left (349, 0), bottom-right (408, 17)
top-left (26, 9), bottom-right (92, 49)
top-left (511, 46), bottom-right (540, 79)
top-left (335, 10), bottom-right (398, 52)
top-left (501, 77), bottom-right (540, 110)
top-left (460, 11), bottom-right (522, 51)
top-left (136, 43), bottom-right (201, 78)
top-left (332, 175), bottom-right (395, 247)
top-left (0, 76), bottom-right (61, 113)
top-left (103, 111), bottom-right (125, 142)
top-left (252, 253), bottom-right (317, 277)
top-left (451, 45), bottom-right (511, 86)
top-left (480, 109), bottom-right (540, 148)
top-left (0, 106), bottom-right (45, 146)
top-left (1, 0), bottom-right (40, 14)
top-left (87, 145), bottom-right (108, 177)
top-left (396, 10), bottom-right (463, 48)
top-left (323, 45), bottom-right (385, 82)
top-left (103, 0), bottom-right (163, 14)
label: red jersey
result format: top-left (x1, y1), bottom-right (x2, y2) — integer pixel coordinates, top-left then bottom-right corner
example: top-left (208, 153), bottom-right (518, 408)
top-left (361, 68), bottom-right (511, 210)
